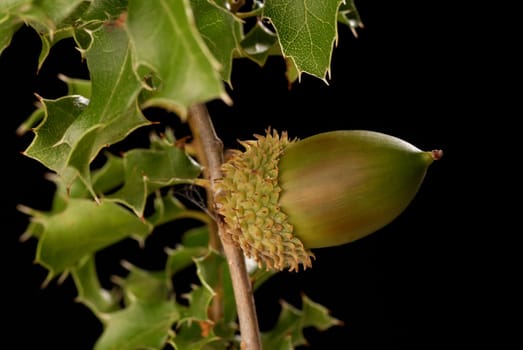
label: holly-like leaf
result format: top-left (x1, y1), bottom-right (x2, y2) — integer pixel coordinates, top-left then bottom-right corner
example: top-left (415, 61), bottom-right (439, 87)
top-left (24, 95), bottom-right (89, 174)
top-left (35, 198), bottom-right (152, 281)
top-left (94, 300), bottom-right (179, 350)
top-left (240, 20), bottom-right (279, 66)
top-left (190, 0), bottom-right (242, 86)
top-left (165, 226), bottom-right (209, 277)
top-left (105, 131), bottom-right (203, 217)
top-left (62, 25), bottom-right (150, 194)
top-left (261, 294), bottom-right (343, 349)
top-left (263, 0), bottom-right (343, 81)
top-left (0, 12), bottom-right (23, 57)
top-left (59, 74), bottom-right (92, 98)
top-left (115, 261), bottom-right (171, 304)
top-left (180, 283), bottom-right (215, 323)
top-left (24, 24), bottom-right (150, 195)
top-left (195, 249), bottom-right (236, 324)
top-left (126, 0), bottom-right (230, 120)
top-left (171, 320), bottom-right (220, 350)
top-left (338, 0), bottom-right (363, 38)
top-left (71, 255), bottom-right (120, 316)
top-left (81, 0), bottom-right (128, 22)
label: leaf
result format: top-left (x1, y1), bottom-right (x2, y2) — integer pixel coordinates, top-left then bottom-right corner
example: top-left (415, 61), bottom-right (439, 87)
top-left (164, 225), bottom-right (209, 277)
top-left (63, 25), bottom-right (150, 194)
top-left (24, 95), bottom-right (89, 174)
top-left (0, 15), bottom-right (23, 57)
top-left (240, 19), bottom-right (279, 66)
top-left (263, 0), bottom-right (343, 81)
top-left (81, 0), bottom-right (128, 22)
top-left (126, 0), bottom-right (230, 120)
top-left (195, 249), bottom-right (236, 324)
top-left (59, 74), bottom-right (92, 98)
top-left (338, 0), bottom-right (364, 38)
top-left (71, 255), bottom-right (120, 315)
top-left (94, 300), bottom-right (179, 350)
top-left (105, 130), bottom-right (203, 217)
top-left (166, 245), bottom-right (208, 278)
top-left (180, 283), bottom-right (215, 323)
top-left (35, 198), bottom-right (152, 280)
top-left (147, 189), bottom-right (203, 228)
top-left (115, 261), bottom-right (172, 304)
top-left (190, 0), bottom-right (242, 86)
top-left (171, 321), bottom-right (220, 350)
top-left (261, 294), bottom-right (343, 349)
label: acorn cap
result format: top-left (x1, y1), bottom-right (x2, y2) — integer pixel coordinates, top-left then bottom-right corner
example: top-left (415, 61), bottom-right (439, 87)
top-left (214, 129), bottom-right (441, 272)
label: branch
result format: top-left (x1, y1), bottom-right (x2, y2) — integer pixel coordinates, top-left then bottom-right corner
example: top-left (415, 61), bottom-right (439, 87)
top-left (188, 104), bottom-right (262, 350)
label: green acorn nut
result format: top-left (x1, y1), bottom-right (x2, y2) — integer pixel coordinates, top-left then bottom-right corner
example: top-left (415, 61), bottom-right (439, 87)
top-left (214, 129), bottom-right (442, 272)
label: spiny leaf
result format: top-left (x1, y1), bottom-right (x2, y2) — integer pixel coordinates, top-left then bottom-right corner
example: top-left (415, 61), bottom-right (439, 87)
top-left (59, 74), bottom-right (92, 98)
top-left (63, 25), bottom-right (150, 194)
top-left (190, 0), bottom-right (243, 86)
top-left (261, 294), bottom-right (343, 348)
top-left (164, 226), bottom-right (209, 277)
top-left (68, 151), bottom-right (125, 198)
top-left (81, 0), bottom-right (128, 22)
top-left (24, 24), bottom-right (150, 195)
top-left (0, 14), bottom-right (23, 57)
top-left (126, 0), bottom-right (230, 120)
top-left (24, 95), bottom-right (89, 174)
top-left (195, 249), bottom-right (236, 324)
top-left (94, 300), bottom-right (179, 350)
top-left (338, 0), bottom-right (364, 38)
top-left (147, 188), bottom-right (210, 228)
top-left (263, 0), bottom-right (343, 82)
top-left (240, 19), bottom-right (279, 67)
top-left (105, 131), bottom-right (203, 217)
top-left (171, 321), bottom-right (220, 350)
top-left (71, 255), bottom-right (121, 316)
top-left (180, 283), bottom-right (215, 323)
top-left (115, 261), bottom-right (172, 304)
top-left (35, 198), bottom-right (152, 281)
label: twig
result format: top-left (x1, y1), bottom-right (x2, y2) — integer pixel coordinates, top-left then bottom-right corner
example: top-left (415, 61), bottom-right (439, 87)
top-left (188, 103), bottom-right (262, 350)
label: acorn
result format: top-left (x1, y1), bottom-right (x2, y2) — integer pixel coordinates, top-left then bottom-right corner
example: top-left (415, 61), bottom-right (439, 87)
top-left (214, 129), bottom-right (442, 272)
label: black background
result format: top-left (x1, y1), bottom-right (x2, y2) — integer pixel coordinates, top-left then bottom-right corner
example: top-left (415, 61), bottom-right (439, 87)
top-left (1, 1), bottom-right (494, 349)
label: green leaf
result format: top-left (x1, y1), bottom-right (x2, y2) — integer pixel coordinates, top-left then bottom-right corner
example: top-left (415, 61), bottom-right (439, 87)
top-left (126, 0), bottom-right (230, 120)
top-left (147, 189), bottom-right (208, 228)
top-left (0, 14), bottom-right (23, 57)
top-left (71, 255), bottom-right (120, 315)
top-left (190, 0), bottom-right (242, 85)
top-left (24, 95), bottom-right (89, 174)
top-left (300, 294), bottom-right (343, 331)
top-left (240, 20), bottom-right (279, 66)
top-left (69, 151), bottom-right (125, 198)
top-left (180, 283), bottom-right (215, 322)
top-left (59, 74), bottom-right (92, 98)
top-left (115, 261), bottom-right (171, 304)
top-left (81, 0), bottom-right (128, 22)
top-left (35, 198), bottom-right (152, 280)
top-left (16, 104), bottom-right (45, 136)
top-left (181, 225), bottom-right (209, 247)
top-left (165, 226), bottom-right (208, 277)
top-left (261, 294), bottom-right (343, 348)
top-left (166, 244), bottom-right (207, 278)
top-left (94, 300), bottom-right (179, 350)
top-left (195, 249), bottom-right (236, 324)
top-left (63, 25), bottom-right (150, 194)
top-left (338, 0), bottom-right (363, 37)
top-left (171, 321), bottom-right (220, 350)
top-left (263, 0), bottom-right (343, 81)
top-left (105, 131), bottom-right (203, 217)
